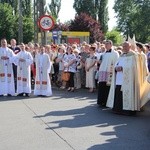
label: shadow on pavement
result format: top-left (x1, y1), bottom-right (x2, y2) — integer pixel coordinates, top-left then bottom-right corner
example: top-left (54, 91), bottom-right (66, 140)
top-left (34, 95), bottom-right (150, 150)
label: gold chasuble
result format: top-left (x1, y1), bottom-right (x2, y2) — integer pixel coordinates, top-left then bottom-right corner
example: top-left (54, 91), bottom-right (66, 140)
top-left (107, 51), bottom-right (141, 111)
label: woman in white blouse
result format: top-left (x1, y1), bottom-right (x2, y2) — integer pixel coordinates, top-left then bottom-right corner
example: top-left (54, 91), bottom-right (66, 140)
top-left (63, 46), bottom-right (77, 92)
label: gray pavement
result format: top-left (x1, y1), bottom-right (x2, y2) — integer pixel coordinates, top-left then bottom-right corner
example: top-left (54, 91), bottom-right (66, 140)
top-left (0, 87), bottom-right (150, 150)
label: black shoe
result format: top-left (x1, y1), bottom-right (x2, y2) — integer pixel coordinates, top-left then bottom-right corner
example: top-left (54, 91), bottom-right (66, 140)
top-left (17, 93), bottom-right (24, 96)
top-left (41, 95), bottom-right (47, 97)
top-left (25, 93), bottom-right (30, 97)
top-left (7, 94), bottom-right (12, 97)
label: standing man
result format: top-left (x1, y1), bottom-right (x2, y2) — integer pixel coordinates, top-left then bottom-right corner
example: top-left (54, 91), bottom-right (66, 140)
top-left (0, 38), bottom-right (15, 96)
top-left (9, 39), bottom-right (20, 92)
top-left (9, 39), bottom-right (20, 54)
top-left (34, 46), bottom-right (52, 97)
top-left (106, 41), bottom-right (141, 115)
top-left (97, 40), bottom-right (119, 107)
top-left (14, 43), bottom-right (33, 97)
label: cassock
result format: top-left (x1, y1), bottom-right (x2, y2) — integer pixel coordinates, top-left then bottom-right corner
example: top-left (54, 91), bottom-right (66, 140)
top-left (14, 50), bottom-right (33, 95)
top-left (106, 51), bottom-right (142, 114)
top-left (34, 53), bottom-right (52, 96)
top-left (0, 47), bottom-right (15, 96)
top-left (9, 46), bottom-right (21, 92)
top-left (97, 49), bottom-right (119, 107)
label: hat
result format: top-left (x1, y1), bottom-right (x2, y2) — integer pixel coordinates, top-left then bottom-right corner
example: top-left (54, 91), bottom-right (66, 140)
top-left (136, 42), bottom-right (143, 49)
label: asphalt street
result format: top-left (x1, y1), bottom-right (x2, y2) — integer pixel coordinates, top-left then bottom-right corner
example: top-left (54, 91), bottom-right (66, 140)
top-left (0, 87), bottom-right (150, 150)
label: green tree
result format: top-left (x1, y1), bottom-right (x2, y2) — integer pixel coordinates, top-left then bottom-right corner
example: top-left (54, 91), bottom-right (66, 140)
top-left (22, 16), bottom-right (34, 43)
top-left (73, 0), bottom-right (96, 19)
top-left (97, 0), bottom-right (109, 33)
top-left (0, 0), bottom-right (31, 16)
top-left (46, 0), bottom-right (61, 21)
top-left (114, 0), bottom-right (150, 42)
top-left (22, 0), bottom-right (32, 16)
top-left (106, 29), bottom-right (124, 46)
top-left (0, 0), bottom-right (34, 43)
top-left (73, 0), bottom-right (109, 33)
top-left (0, 3), bottom-right (16, 41)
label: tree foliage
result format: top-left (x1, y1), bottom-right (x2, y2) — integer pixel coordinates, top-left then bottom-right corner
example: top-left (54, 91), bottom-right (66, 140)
top-left (69, 13), bottom-right (104, 43)
top-left (73, 0), bottom-right (109, 33)
top-left (21, 0), bottom-right (32, 16)
top-left (0, 1), bottom-right (34, 43)
top-left (0, 3), bottom-right (16, 41)
top-left (22, 16), bottom-right (34, 43)
top-left (106, 29), bottom-right (124, 46)
top-left (0, 0), bottom-right (31, 16)
top-left (114, 0), bottom-right (150, 43)
top-left (73, 0), bottom-right (96, 19)
top-left (46, 0), bottom-right (61, 21)
top-left (97, 0), bottom-right (109, 33)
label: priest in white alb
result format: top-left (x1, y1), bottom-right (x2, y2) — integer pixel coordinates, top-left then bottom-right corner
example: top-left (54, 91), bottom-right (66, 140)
top-left (14, 43), bottom-right (33, 96)
top-left (0, 38), bottom-right (15, 96)
top-left (34, 46), bottom-right (52, 97)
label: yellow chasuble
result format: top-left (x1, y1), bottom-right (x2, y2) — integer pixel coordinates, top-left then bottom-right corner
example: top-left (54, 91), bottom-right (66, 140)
top-left (107, 51), bottom-right (141, 111)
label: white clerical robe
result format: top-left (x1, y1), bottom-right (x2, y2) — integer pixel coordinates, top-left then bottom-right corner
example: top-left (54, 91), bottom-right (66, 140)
top-left (14, 50), bottom-right (33, 94)
top-left (34, 53), bottom-right (52, 96)
top-left (0, 47), bottom-right (15, 95)
top-left (107, 51), bottom-right (141, 111)
top-left (98, 50), bottom-right (119, 85)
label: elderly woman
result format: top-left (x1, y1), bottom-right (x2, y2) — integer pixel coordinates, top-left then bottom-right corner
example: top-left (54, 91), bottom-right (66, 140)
top-left (85, 46), bottom-right (97, 92)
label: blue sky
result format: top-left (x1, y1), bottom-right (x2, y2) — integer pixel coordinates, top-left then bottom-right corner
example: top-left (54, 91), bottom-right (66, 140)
top-left (46, 0), bottom-right (117, 31)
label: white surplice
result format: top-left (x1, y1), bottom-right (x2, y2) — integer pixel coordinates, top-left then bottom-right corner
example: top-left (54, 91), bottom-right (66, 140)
top-left (14, 50), bottom-right (33, 94)
top-left (34, 53), bottom-right (52, 96)
top-left (0, 47), bottom-right (15, 95)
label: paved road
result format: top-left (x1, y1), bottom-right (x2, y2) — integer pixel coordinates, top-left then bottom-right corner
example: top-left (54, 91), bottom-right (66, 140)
top-left (0, 87), bottom-right (150, 150)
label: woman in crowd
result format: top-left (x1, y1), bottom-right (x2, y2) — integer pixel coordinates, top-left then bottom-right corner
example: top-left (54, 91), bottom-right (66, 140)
top-left (63, 46), bottom-right (77, 92)
top-left (56, 45), bottom-right (66, 88)
top-left (85, 46), bottom-right (97, 92)
top-left (74, 48), bottom-right (82, 90)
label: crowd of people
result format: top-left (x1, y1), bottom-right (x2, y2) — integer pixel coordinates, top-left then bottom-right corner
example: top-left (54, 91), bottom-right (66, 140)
top-left (0, 38), bottom-right (150, 116)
